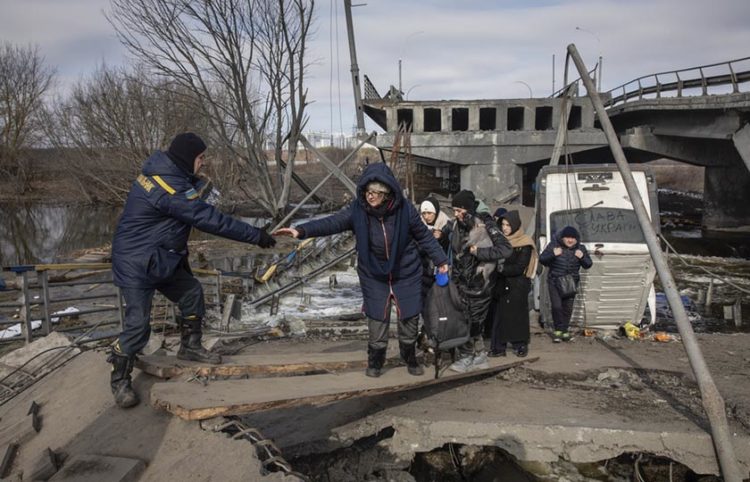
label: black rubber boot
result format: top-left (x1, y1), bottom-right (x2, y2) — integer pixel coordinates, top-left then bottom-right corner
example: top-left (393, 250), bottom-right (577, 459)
top-left (107, 348), bottom-right (139, 409)
top-left (177, 316), bottom-right (222, 364)
top-left (400, 343), bottom-right (424, 376)
top-left (366, 347), bottom-right (386, 378)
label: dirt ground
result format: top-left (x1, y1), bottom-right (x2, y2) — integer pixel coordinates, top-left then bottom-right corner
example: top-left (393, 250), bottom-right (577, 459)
top-left (0, 320), bottom-right (749, 481)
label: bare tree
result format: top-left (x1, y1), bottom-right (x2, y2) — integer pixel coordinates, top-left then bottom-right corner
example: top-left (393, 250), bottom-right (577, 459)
top-left (107, 0), bottom-right (314, 219)
top-left (0, 43), bottom-right (54, 194)
top-left (44, 64), bottom-right (208, 202)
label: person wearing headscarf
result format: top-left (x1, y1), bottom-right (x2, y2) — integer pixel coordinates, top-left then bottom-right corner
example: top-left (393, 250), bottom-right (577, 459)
top-left (274, 163), bottom-right (448, 378)
top-left (490, 210), bottom-right (538, 357)
top-left (447, 190), bottom-right (512, 373)
top-left (539, 225), bottom-right (593, 342)
top-left (418, 196), bottom-right (452, 295)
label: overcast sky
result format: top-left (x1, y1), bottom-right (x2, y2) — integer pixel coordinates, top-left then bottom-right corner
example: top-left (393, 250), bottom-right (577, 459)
top-left (2, 0), bottom-right (749, 134)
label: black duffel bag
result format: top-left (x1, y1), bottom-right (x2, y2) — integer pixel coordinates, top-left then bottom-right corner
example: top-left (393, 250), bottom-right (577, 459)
top-left (422, 280), bottom-right (469, 351)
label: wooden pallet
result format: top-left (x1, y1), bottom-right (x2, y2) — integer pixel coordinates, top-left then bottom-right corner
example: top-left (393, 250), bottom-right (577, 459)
top-left (150, 357), bottom-right (537, 421)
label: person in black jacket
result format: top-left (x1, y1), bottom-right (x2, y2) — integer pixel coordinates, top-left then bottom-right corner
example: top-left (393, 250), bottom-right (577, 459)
top-left (490, 211), bottom-right (538, 357)
top-left (448, 190), bottom-right (512, 373)
top-left (274, 163), bottom-right (448, 378)
top-left (109, 133), bottom-right (276, 408)
top-left (538, 225), bottom-right (592, 342)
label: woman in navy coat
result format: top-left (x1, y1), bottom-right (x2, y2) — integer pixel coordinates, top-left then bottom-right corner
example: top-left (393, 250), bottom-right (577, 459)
top-left (275, 163), bottom-right (448, 377)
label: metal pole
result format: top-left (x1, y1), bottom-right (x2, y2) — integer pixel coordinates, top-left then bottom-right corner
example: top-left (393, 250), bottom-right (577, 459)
top-left (598, 55), bottom-right (603, 92)
top-left (299, 135), bottom-right (358, 194)
top-left (567, 43), bottom-right (744, 482)
top-left (272, 133), bottom-right (374, 232)
top-left (41, 270), bottom-right (51, 335)
top-left (19, 272), bottom-right (32, 344)
top-left (398, 58), bottom-right (402, 93)
top-left (344, 0), bottom-right (366, 134)
top-left (552, 54), bottom-right (556, 96)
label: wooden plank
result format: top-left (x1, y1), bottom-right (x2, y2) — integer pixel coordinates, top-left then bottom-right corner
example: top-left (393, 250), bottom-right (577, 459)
top-left (150, 357), bottom-right (537, 421)
top-left (136, 351), bottom-right (402, 379)
top-left (34, 263), bottom-right (111, 272)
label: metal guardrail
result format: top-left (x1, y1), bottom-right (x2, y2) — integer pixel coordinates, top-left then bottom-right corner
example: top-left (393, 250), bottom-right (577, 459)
top-left (604, 56), bottom-right (750, 107)
top-left (1, 239), bottom-right (353, 344)
top-left (0, 264), bottom-right (226, 345)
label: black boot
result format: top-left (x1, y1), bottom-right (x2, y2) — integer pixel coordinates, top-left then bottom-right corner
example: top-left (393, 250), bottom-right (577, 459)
top-left (400, 343), bottom-right (424, 376)
top-left (177, 316), bottom-right (222, 364)
top-left (107, 348), bottom-right (139, 409)
top-left (366, 347), bottom-right (386, 378)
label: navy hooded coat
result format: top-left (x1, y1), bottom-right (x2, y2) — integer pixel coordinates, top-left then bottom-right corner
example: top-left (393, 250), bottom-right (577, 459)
top-left (296, 163), bottom-right (448, 321)
top-left (112, 151), bottom-right (262, 288)
top-left (539, 227), bottom-right (593, 281)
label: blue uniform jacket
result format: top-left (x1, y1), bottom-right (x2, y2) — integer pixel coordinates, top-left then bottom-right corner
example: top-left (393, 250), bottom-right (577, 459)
top-left (297, 163), bottom-right (448, 321)
top-left (112, 151), bottom-right (262, 288)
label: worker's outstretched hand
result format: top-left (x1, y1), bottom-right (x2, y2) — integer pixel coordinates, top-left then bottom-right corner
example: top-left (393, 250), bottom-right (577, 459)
top-left (273, 227), bottom-right (300, 239)
top-left (257, 230), bottom-right (276, 248)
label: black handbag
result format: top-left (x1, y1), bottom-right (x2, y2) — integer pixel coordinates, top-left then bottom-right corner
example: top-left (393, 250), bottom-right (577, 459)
top-left (557, 274), bottom-right (578, 299)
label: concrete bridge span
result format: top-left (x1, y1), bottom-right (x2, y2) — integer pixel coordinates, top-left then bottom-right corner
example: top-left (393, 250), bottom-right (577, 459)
top-left (361, 58), bottom-right (750, 233)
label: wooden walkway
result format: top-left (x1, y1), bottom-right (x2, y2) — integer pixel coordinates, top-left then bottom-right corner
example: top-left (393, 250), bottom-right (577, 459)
top-left (137, 351), bottom-right (403, 379)
top-left (149, 357), bottom-right (536, 421)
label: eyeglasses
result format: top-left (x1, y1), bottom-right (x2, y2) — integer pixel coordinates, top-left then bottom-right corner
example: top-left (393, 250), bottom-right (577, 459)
top-left (365, 191), bottom-right (386, 198)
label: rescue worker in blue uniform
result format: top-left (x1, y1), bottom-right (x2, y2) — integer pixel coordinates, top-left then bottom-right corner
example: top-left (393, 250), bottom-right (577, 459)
top-left (109, 133), bottom-right (276, 408)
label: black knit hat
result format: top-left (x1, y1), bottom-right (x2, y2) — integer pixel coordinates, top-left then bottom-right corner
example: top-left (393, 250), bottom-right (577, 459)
top-left (451, 190), bottom-right (476, 213)
top-left (168, 133), bottom-right (207, 174)
top-left (493, 207), bottom-right (508, 219)
top-left (559, 225), bottom-right (579, 240)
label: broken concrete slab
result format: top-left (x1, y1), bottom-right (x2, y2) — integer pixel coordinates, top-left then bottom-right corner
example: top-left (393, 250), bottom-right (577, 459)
top-left (0, 332), bottom-right (78, 376)
top-left (0, 413), bottom-right (40, 447)
top-left (48, 454), bottom-right (145, 482)
top-left (351, 417), bottom-right (750, 477)
top-left (29, 448), bottom-right (66, 481)
top-left (0, 443), bottom-right (18, 478)
top-left (0, 351), bottom-right (291, 481)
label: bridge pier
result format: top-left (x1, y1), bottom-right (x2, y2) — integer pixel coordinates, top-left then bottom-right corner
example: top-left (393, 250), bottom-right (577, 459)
top-left (703, 157), bottom-right (750, 233)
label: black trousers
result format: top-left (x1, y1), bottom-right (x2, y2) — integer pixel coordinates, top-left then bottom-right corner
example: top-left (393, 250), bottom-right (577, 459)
top-left (117, 266), bottom-right (204, 356)
top-left (549, 279), bottom-right (575, 332)
top-left (367, 298), bottom-right (419, 351)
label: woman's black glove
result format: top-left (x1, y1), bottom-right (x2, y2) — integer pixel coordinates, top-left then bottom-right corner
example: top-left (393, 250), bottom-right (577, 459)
top-left (257, 230), bottom-right (276, 248)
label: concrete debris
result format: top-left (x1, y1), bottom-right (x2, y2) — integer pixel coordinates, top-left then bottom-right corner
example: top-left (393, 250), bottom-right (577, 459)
top-left (48, 454), bottom-right (145, 482)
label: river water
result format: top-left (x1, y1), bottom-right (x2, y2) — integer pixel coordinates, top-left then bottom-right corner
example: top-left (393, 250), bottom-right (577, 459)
top-left (1, 191), bottom-right (748, 333)
top-left (0, 203), bottom-right (121, 266)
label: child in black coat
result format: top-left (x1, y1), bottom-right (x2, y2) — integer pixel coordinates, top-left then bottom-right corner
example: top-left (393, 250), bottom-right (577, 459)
top-left (538, 226), bottom-right (593, 342)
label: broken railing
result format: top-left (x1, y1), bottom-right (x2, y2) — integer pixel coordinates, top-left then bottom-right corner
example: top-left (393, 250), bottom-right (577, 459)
top-left (0, 233), bottom-right (358, 345)
top-left (0, 263), bottom-right (223, 345)
top-left (605, 56), bottom-right (750, 107)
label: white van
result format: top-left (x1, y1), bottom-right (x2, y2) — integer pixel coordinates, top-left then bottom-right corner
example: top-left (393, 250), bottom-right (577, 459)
top-left (534, 164), bottom-right (660, 330)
